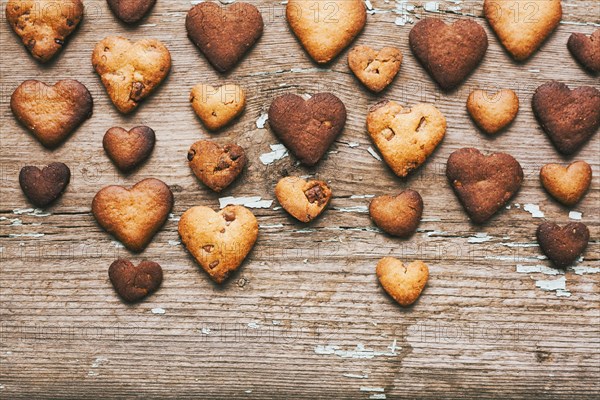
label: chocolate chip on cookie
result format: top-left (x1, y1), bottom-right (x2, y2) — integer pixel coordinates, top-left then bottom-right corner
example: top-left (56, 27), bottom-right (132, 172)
top-left (19, 163), bottom-right (71, 208)
top-left (348, 45), bottom-right (402, 93)
top-left (107, 0), bottom-right (156, 24)
top-left (190, 84), bottom-right (246, 131)
top-left (376, 257), bottom-right (429, 307)
top-left (109, 259), bottom-right (163, 303)
top-left (537, 222), bottom-right (589, 268)
top-left (188, 141), bottom-right (247, 192)
top-left (568, 30), bottom-right (600, 74)
top-left (369, 190), bottom-right (423, 238)
top-left (540, 161), bottom-right (592, 206)
top-left (275, 177), bottom-right (332, 223)
top-left (103, 126), bottom-right (156, 173)
top-left (467, 89), bottom-right (519, 135)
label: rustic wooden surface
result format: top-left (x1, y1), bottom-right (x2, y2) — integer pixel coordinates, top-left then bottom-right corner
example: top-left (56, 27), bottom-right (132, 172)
top-left (1, 0), bottom-right (599, 398)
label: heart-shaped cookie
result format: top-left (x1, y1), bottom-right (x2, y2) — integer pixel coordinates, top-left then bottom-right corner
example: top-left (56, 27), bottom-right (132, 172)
top-left (19, 163), bottom-right (71, 208)
top-left (540, 161), bottom-right (592, 206)
top-left (376, 257), bottom-right (429, 307)
top-left (92, 36), bottom-right (171, 114)
top-left (367, 100), bottom-right (446, 178)
top-left (484, 0), bottom-right (562, 61)
top-left (532, 81), bottom-right (600, 155)
top-left (187, 141), bottom-right (247, 192)
top-left (369, 190), bottom-right (423, 238)
top-left (186, 2), bottom-right (263, 72)
top-left (11, 80), bottom-right (93, 148)
top-left (409, 18), bottom-right (488, 90)
top-left (287, 0), bottom-right (366, 64)
top-left (103, 126), bottom-right (156, 172)
top-left (107, 0), bottom-right (156, 24)
top-left (190, 84), bottom-right (246, 131)
top-left (348, 45), bottom-right (402, 93)
top-left (275, 177), bottom-right (332, 223)
top-left (447, 148), bottom-right (523, 224)
top-left (179, 205), bottom-right (258, 284)
top-left (568, 30), bottom-right (600, 74)
top-left (92, 178), bottom-right (174, 252)
top-left (537, 222), bottom-right (589, 268)
top-left (6, 0), bottom-right (84, 62)
top-left (467, 89), bottom-right (519, 135)
top-left (268, 93), bottom-right (347, 166)
top-left (108, 259), bottom-right (162, 303)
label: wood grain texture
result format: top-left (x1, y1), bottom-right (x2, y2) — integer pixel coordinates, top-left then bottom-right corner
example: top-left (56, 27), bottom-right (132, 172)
top-left (1, 0), bottom-right (599, 398)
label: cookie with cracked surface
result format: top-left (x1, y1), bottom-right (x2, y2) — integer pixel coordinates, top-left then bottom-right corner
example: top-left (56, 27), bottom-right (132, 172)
top-left (187, 141), bottom-right (247, 192)
top-left (348, 45), bottom-right (402, 92)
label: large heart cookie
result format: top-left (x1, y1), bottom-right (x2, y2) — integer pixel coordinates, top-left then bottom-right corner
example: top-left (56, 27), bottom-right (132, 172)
top-left (103, 126), bottom-right (156, 173)
top-left (107, 0), bottom-right (156, 24)
top-left (186, 2), bottom-right (263, 72)
top-left (367, 100), bottom-right (446, 178)
top-left (287, 0), bottom-right (366, 64)
top-left (447, 148), bottom-right (523, 224)
top-left (6, 0), bottom-right (84, 62)
top-left (376, 257), bottom-right (429, 307)
top-left (467, 89), bottom-right (519, 135)
top-left (568, 30), bottom-right (600, 74)
top-left (19, 163), bottom-right (71, 208)
top-left (275, 177), bottom-right (332, 223)
top-left (108, 259), bottom-right (163, 303)
top-left (540, 161), bottom-right (592, 206)
top-left (179, 205), bottom-right (258, 284)
top-left (268, 93), bottom-right (347, 166)
top-left (537, 222), bottom-right (589, 268)
top-left (369, 190), bottom-right (423, 238)
top-left (92, 36), bottom-right (171, 114)
top-left (484, 0), bottom-right (562, 61)
top-left (11, 80), bottom-right (93, 148)
top-left (409, 18), bottom-right (488, 90)
top-left (532, 81), bottom-right (600, 155)
top-left (92, 178), bottom-right (174, 252)
top-left (190, 84), bottom-right (246, 131)
top-left (348, 45), bottom-right (402, 93)
top-left (187, 141), bottom-right (247, 192)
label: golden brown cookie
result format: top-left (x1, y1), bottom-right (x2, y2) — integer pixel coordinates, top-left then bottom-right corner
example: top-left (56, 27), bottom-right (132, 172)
top-left (187, 141), bottom-right (247, 192)
top-left (467, 89), bottom-right (519, 135)
top-left (92, 36), bottom-right (171, 114)
top-left (376, 257), bottom-right (429, 307)
top-left (190, 84), bottom-right (246, 131)
top-left (275, 177), bottom-right (332, 223)
top-left (179, 205), bottom-right (258, 284)
top-left (540, 161), bottom-right (592, 206)
top-left (369, 190), bottom-right (423, 238)
top-left (348, 45), bottom-right (402, 93)
top-left (103, 126), bottom-right (156, 172)
top-left (107, 0), bottom-right (156, 24)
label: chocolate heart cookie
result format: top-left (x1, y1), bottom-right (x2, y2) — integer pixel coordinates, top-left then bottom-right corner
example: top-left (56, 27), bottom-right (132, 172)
top-left (537, 222), bottom-right (589, 268)
top-left (268, 93), bottom-right (347, 166)
top-left (532, 81), bottom-right (600, 155)
top-left (540, 161), bottom-right (592, 206)
top-left (568, 30), bottom-right (600, 74)
top-left (467, 89), bottom-right (519, 135)
top-left (275, 177), bottom-right (332, 223)
top-left (19, 163), bottom-right (71, 208)
top-left (376, 257), bottom-right (429, 307)
top-left (187, 141), bottom-right (247, 192)
top-left (348, 45), bottom-right (403, 92)
top-left (369, 190), bottom-right (423, 238)
top-left (103, 126), bottom-right (156, 172)
top-left (190, 84), bottom-right (246, 131)
top-left (447, 148), bottom-right (523, 224)
top-left (109, 259), bottom-right (163, 303)
top-left (107, 0), bottom-right (156, 24)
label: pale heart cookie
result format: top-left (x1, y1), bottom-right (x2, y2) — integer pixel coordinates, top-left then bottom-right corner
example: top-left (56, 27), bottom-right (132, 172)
top-left (92, 36), bottom-right (171, 114)
top-left (467, 89), bottom-right (519, 135)
top-left (275, 177), bottom-right (332, 223)
top-left (348, 45), bottom-right (402, 93)
top-left (540, 161), bottom-right (592, 206)
top-left (484, 0), bottom-right (562, 61)
top-left (190, 84), bottom-right (246, 131)
top-left (179, 206), bottom-right (258, 284)
top-left (287, 0), bottom-right (366, 64)
top-left (367, 100), bottom-right (446, 178)
top-left (376, 257), bottom-right (429, 307)
top-left (92, 178), bottom-right (174, 252)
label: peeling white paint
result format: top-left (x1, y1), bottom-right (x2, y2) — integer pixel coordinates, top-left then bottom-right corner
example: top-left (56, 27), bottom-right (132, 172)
top-left (517, 264), bottom-right (562, 275)
top-left (571, 266), bottom-right (600, 275)
top-left (535, 276), bottom-right (571, 297)
top-left (501, 242), bottom-right (538, 248)
top-left (256, 113), bottom-right (268, 129)
top-left (151, 308), bottom-right (166, 315)
top-left (421, 218), bottom-right (442, 222)
top-left (468, 233), bottom-right (493, 243)
top-left (8, 233), bottom-right (44, 238)
top-left (569, 211), bottom-right (582, 220)
top-left (272, 320), bottom-right (281, 325)
top-left (260, 224), bottom-right (284, 229)
top-left (335, 206), bottom-right (369, 213)
top-left (365, 0), bottom-right (373, 10)
top-left (168, 240), bottom-right (181, 246)
top-left (247, 322), bottom-right (260, 329)
top-left (425, 230), bottom-right (447, 237)
top-left (361, 387), bottom-right (385, 392)
top-left (168, 213), bottom-right (180, 222)
top-left (350, 195), bottom-right (374, 199)
top-left (260, 144), bottom-right (289, 165)
top-left (348, 142), bottom-right (360, 148)
top-left (112, 241), bottom-right (124, 249)
top-left (314, 341), bottom-right (399, 359)
top-left (367, 147), bottom-right (382, 161)
top-left (424, 1), bottom-right (439, 12)
top-left (369, 395), bottom-right (387, 400)
top-left (343, 373), bottom-right (369, 379)
top-left (524, 204), bottom-right (544, 218)
top-left (13, 208), bottom-right (51, 217)
top-left (201, 327), bottom-right (211, 335)
top-left (219, 196), bottom-right (273, 209)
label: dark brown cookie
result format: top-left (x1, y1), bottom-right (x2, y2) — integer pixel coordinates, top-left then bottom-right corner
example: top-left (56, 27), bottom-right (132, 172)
top-left (109, 259), bottom-right (163, 303)
top-left (103, 126), bottom-right (156, 172)
top-left (537, 222), bottom-right (589, 268)
top-left (409, 18), bottom-right (488, 90)
top-left (532, 81), bottom-right (600, 155)
top-left (19, 163), bottom-right (71, 208)
top-left (268, 93), bottom-right (347, 166)
top-left (369, 190), bottom-right (423, 238)
top-left (186, 2), bottom-right (263, 72)
top-left (447, 148), bottom-right (523, 224)
top-left (187, 141), bottom-right (247, 192)
top-left (567, 30), bottom-right (600, 74)
top-left (107, 0), bottom-right (156, 24)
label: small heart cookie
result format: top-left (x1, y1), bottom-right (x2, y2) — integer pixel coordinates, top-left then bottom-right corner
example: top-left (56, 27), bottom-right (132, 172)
top-left (103, 126), bottom-right (156, 172)
top-left (348, 45), bottom-right (402, 93)
top-left (275, 177), bottom-right (332, 223)
top-left (484, 0), bottom-right (561, 61)
top-left (467, 89), bottom-right (519, 135)
top-left (11, 80), bottom-right (93, 148)
top-left (179, 205), bottom-right (258, 284)
top-left (6, 0), bottom-right (84, 62)
top-left (537, 222), bottom-right (589, 268)
top-left (367, 100), bottom-right (446, 178)
top-left (92, 178), bottom-right (174, 252)
top-left (190, 84), bottom-right (246, 131)
top-left (186, 2), bottom-right (263, 72)
top-left (268, 93), bottom-right (347, 166)
top-left (92, 36), bottom-right (171, 114)
top-left (107, 0), bottom-right (156, 24)
top-left (447, 148), bottom-right (523, 224)
top-left (109, 259), bottom-right (162, 303)
top-left (369, 190), bottom-right (423, 238)
top-left (532, 81), bottom-right (600, 155)
top-left (187, 141), bottom-right (247, 192)
top-left (376, 257), bottom-right (429, 307)
top-left (568, 30), bottom-right (600, 74)
top-left (540, 161), bottom-right (592, 206)
top-left (19, 163), bottom-right (71, 208)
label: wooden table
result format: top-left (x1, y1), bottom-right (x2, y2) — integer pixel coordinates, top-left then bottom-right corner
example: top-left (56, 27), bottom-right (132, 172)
top-left (1, 0), bottom-right (598, 398)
